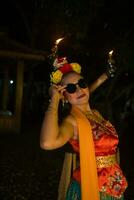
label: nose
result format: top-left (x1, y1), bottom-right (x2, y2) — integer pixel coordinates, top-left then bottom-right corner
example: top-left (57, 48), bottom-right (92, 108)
top-left (76, 84), bottom-right (82, 91)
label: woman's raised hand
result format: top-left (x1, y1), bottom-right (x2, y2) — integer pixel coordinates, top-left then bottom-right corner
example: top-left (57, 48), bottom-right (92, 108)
top-left (49, 84), bottom-right (66, 101)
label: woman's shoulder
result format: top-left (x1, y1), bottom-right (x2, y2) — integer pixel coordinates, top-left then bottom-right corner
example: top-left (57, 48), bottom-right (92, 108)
top-left (63, 114), bottom-right (77, 127)
top-left (60, 114), bottom-right (78, 140)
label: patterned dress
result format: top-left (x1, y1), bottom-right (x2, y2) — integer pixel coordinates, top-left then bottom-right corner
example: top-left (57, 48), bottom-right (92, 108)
top-left (66, 111), bottom-right (128, 200)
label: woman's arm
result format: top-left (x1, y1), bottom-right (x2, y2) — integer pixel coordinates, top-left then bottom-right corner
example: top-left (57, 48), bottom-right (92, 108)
top-left (89, 73), bottom-right (108, 93)
top-left (40, 85), bottom-right (74, 150)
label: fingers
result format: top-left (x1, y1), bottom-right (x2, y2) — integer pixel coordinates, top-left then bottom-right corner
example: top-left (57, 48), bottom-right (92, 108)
top-left (49, 84), bottom-right (66, 98)
top-left (57, 85), bottom-right (66, 93)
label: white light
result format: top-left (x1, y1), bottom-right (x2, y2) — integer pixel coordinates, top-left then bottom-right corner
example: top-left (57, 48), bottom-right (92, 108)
top-left (109, 50), bottom-right (113, 56)
top-left (55, 38), bottom-right (64, 45)
top-left (9, 80), bottom-right (14, 84)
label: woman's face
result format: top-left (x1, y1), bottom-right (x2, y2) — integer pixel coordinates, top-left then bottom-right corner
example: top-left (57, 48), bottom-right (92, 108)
top-left (61, 72), bottom-right (90, 106)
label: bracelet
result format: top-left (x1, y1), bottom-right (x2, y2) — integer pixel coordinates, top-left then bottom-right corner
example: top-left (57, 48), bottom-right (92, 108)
top-left (45, 102), bottom-right (59, 114)
top-left (46, 106), bottom-right (57, 113)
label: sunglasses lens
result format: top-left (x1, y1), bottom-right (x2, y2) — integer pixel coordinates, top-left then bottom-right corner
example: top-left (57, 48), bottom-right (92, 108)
top-left (66, 84), bottom-right (77, 93)
top-left (66, 79), bottom-right (88, 94)
top-left (78, 79), bottom-right (88, 88)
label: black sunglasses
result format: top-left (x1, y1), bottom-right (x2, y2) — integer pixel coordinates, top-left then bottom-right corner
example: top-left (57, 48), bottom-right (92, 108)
top-left (65, 79), bottom-right (88, 94)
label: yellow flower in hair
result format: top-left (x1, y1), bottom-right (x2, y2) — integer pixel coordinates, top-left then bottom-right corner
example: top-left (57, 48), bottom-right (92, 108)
top-left (50, 70), bottom-right (63, 84)
top-left (70, 63), bottom-right (81, 74)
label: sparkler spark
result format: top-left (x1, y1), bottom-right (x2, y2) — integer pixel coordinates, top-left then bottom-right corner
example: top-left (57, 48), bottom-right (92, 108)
top-left (109, 50), bottom-right (113, 56)
top-left (55, 38), bottom-right (64, 45)
top-left (48, 37), bottom-right (64, 61)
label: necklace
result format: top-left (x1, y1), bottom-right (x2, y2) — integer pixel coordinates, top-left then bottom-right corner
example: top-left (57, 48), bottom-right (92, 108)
top-left (85, 110), bottom-right (104, 124)
top-left (84, 110), bottom-right (115, 135)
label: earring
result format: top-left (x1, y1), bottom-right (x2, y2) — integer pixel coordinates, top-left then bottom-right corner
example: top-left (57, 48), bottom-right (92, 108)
top-left (62, 99), bottom-right (65, 107)
top-left (62, 99), bottom-right (68, 107)
top-left (65, 99), bottom-right (68, 104)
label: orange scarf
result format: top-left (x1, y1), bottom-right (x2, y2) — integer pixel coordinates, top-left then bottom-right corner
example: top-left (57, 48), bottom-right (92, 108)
top-left (71, 106), bottom-right (100, 200)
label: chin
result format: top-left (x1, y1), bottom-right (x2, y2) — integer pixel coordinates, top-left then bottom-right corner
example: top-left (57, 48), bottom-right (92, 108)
top-left (76, 99), bottom-right (89, 105)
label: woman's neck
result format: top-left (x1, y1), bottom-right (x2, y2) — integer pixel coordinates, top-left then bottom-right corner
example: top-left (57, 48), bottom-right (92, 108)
top-left (72, 104), bottom-right (92, 113)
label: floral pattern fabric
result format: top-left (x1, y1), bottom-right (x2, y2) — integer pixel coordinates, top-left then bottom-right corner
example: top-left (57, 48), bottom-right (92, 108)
top-left (69, 114), bottom-right (127, 199)
top-left (66, 180), bottom-right (124, 200)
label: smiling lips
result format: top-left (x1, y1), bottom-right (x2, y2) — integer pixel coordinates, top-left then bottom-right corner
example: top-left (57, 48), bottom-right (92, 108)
top-left (77, 94), bottom-right (86, 99)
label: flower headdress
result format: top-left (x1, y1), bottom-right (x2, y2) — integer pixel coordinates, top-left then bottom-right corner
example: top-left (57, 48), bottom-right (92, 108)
top-left (49, 38), bottom-right (81, 84)
top-left (50, 57), bottom-right (81, 84)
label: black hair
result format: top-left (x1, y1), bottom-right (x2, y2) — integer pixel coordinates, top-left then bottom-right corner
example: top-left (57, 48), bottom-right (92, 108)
top-left (58, 100), bottom-right (72, 125)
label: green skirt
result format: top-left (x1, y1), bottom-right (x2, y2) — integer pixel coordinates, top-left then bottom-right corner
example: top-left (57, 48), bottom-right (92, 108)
top-left (66, 180), bottom-right (124, 200)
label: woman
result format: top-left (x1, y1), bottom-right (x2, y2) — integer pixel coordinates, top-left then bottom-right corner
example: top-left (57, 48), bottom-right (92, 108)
top-left (40, 58), bottom-right (127, 200)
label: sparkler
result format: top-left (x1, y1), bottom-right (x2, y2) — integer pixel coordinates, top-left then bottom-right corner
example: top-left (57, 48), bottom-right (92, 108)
top-left (108, 50), bottom-right (114, 64)
top-left (51, 37), bottom-right (64, 58)
top-left (109, 50), bottom-right (113, 58)
top-left (107, 50), bottom-right (116, 78)
top-left (48, 37), bottom-right (64, 64)
top-left (55, 38), bottom-right (64, 45)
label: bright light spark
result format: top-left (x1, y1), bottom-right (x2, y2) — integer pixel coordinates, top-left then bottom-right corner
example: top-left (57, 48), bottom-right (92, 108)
top-left (9, 80), bottom-right (14, 84)
top-left (109, 50), bottom-right (113, 56)
top-left (55, 38), bottom-right (64, 45)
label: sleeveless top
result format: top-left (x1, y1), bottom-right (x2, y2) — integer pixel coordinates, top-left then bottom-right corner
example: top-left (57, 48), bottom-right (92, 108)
top-left (69, 111), bottom-right (128, 198)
